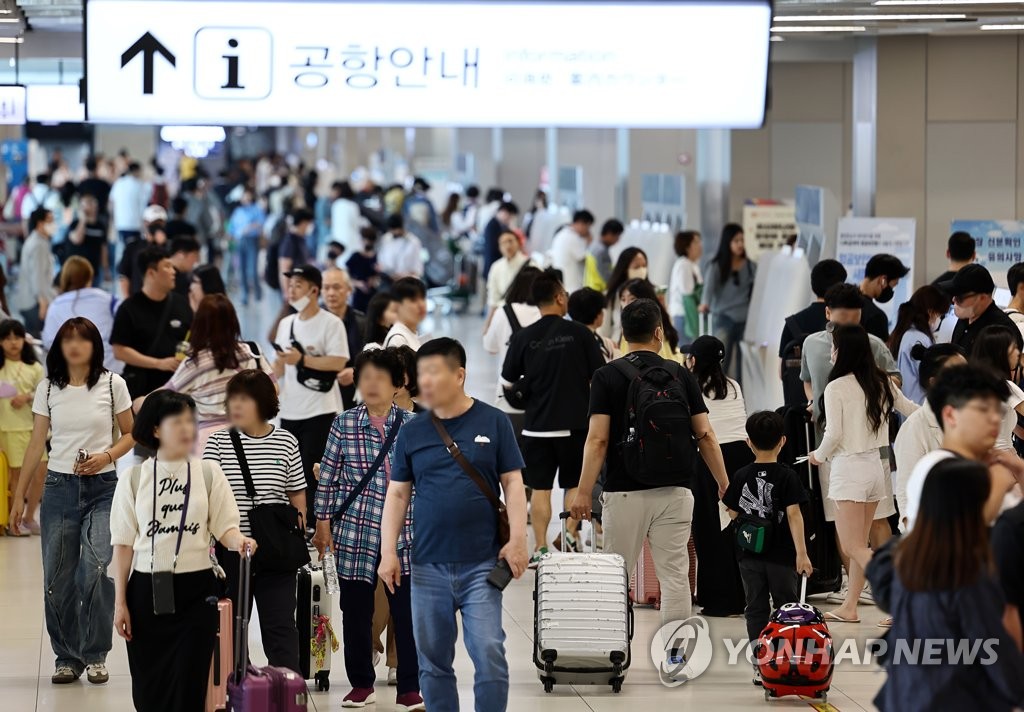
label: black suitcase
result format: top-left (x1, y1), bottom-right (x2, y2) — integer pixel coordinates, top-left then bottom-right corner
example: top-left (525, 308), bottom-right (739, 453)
top-left (778, 407), bottom-right (843, 596)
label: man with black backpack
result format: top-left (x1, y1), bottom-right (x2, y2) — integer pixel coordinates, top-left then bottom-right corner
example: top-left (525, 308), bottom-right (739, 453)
top-left (778, 260), bottom-right (847, 407)
top-left (571, 299), bottom-right (729, 645)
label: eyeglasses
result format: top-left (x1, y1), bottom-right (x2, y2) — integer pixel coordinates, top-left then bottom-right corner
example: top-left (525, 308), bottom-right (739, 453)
top-left (962, 402), bottom-right (1009, 418)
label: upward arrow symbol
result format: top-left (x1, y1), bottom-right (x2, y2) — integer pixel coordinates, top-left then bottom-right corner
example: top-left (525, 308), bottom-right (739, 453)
top-left (121, 31), bottom-right (176, 95)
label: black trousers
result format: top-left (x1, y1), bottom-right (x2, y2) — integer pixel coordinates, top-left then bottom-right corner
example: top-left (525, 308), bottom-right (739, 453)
top-left (125, 570), bottom-right (218, 712)
top-left (217, 546), bottom-right (301, 674)
top-left (738, 557), bottom-right (800, 642)
top-left (281, 413), bottom-right (336, 525)
top-left (692, 439), bottom-right (753, 616)
top-left (337, 575), bottom-right (419, 695)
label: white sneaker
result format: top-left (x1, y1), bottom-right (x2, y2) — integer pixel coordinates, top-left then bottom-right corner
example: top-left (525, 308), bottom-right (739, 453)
top-left (826, 585), bottom-right (849, 604)
top-left (860, 584), bottom-right (875, 606)
top-left (86, 663), bottom-right (109, 684)
top-left (388, 667), bottom-right (397, 686)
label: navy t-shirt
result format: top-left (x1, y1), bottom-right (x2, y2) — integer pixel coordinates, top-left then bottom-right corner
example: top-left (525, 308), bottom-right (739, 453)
top-left (390, 400), bottom-right (525, 565)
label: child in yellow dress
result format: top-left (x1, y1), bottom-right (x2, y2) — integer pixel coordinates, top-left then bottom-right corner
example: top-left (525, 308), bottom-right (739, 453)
top-left (0, 319), bottom-right (45, 536)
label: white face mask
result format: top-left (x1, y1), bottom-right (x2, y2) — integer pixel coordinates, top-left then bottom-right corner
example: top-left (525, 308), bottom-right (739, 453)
top-left (628, 266), bottom-right (648, 281)
top-left (953, 303), bottom-right (975, 321)
top-left (929, 314), bottom-right (942, 333)
top-left (289, 294), bottom-right (311, 312)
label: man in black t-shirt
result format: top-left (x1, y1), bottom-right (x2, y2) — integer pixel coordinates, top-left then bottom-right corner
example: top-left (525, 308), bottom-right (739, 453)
top-left (65, 194), bottom-right (108, 286)
top-left (502, 272), bottom-right (604, 563)
top-left (941, 263), bottom-right (1024, 353)
top-left (119, 219), bottom-right (169, 298)
top-left (722, 411), bottom-right (811, 646)
top-left (570, 299), bottom-right (729, 654)
top-left (859, 253), bottom-right (910, 342)
top-left (111, 245), bottom-right (193, 399)
top-left (778, 259), bottom-right (847, 357)
top-left (76, 156), bottom-right (111, 219)
top-left (993, 501), bottom-right (1024, 642)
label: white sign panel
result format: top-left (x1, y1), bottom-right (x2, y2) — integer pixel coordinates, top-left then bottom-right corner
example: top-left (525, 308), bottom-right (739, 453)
top-left (0, 85), bottom-right (26, 126)
top-left (85, 0), bottom-right (770, 127)
top-left (26, 85), bottom-right (85, 123)
top-left (742, 203), bottom-right (797, 260)
top-left (836, 217), bottom-right (917, 328)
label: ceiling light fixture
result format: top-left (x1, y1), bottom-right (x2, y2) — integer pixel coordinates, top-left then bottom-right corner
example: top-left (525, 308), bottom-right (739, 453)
top-left (775, 13), bottom-right (966, 21)
top-left (770, 25), bottom-right (868, 32)
top-left (875, 0), bottom-right (1024, 6)
top-left (0, 37), bottom-right (23, 44)
top-left (981, 23), bottom-right (1024, 29)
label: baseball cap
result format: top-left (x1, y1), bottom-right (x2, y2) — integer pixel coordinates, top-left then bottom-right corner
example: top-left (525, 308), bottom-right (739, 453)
top-left (936, 263), bottom-right (995, 298)
top-left (287, 265), bottom-right (322, 289)
top-left (689, 335), bottom-right (725, 364)
top-left (143, 204), bottom-right (168, 223)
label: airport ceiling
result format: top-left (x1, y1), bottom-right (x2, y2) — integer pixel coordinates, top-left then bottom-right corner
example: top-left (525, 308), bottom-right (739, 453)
top-left (7, 0), bottom-right (1024, 37)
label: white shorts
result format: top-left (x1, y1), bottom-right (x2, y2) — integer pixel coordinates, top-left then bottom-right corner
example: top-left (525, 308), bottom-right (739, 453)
top-left (827, 451), bottom-right (888, 505)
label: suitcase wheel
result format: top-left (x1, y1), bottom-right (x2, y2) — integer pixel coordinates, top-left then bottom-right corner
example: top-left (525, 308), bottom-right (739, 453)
top-left (315, 670), bottom-right (330, 692)
top-left (611, 678), bottom-right (622, 694)
top-left (816, 691), bottom-right (827, 704)
top-left (542, 678), bottom-right (554, 694)
top-left (764, 688), bottom-right (772, 702)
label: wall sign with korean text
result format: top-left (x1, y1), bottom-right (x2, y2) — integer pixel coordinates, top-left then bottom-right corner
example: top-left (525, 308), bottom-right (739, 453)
top-left (84, 0), bottom-right (771, 127)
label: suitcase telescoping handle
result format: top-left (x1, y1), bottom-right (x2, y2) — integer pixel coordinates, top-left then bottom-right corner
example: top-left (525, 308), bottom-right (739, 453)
top-left (800, 573), bottom-right (808, 605)
top-left (559, 511), bottom-right (597, 553)
top-left (233, 546), bottom-right (254, 681)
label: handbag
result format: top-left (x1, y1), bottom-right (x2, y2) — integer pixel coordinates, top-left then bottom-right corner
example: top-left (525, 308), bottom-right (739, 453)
top-left (228, 428), bottom-right (309, 573)
top-left (289, 318), bottom-right (339, 393)
top-left (431, 413), bottom-right (510, 548)
top-left (331, 416), bottom-right (402, 522)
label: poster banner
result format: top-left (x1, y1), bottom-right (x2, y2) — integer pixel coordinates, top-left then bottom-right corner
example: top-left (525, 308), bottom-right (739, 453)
top-left (950, 219), bottom-right (1024, 286)
top-left (836, 217), bottom-right (916, 328)
top-left (795, 185), bottom-right (826, 265)
top-left (742, 202), bottom-right (797, 260)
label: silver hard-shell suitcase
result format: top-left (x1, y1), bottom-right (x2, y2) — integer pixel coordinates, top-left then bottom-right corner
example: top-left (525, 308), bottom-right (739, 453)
top-left (533, 512), bottom-right (633, 693)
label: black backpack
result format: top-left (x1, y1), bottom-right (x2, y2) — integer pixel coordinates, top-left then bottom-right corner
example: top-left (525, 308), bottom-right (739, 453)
top-left (263, 238), bottom-right (281, 291)
top-left (611, 354), bottom-right (696, 486)
top-left (780, 315), bottom-right (809, 408)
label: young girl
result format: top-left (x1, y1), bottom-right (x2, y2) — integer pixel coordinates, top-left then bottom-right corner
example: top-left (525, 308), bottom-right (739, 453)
top-left (810, 324), bottom-right (917, 624)
top-left (668, 230), bottom-right (703, 344)
top-left (0, 319), bottom-right (45, 535)
top-left (867, 458), bottom-right (1024, 711)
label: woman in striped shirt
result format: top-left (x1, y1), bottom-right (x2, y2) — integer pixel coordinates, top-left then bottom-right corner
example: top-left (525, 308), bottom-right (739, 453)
top-left (161, 294), bottom-right (273, 452)
top-left (312, 348), bottom-right (422, 711)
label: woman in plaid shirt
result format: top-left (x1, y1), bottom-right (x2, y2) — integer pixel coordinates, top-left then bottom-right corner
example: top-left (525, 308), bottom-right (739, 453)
top-left (312, 348), bottom-right (423, 711)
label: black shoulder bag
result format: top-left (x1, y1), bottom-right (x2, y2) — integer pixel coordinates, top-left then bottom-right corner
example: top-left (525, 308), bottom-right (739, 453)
top-left (228, 428), bottom-right (310, 573)
top-left (289, 318), bottom-right (340, 392)
top-left (331, 417), bottom-right (403, 522)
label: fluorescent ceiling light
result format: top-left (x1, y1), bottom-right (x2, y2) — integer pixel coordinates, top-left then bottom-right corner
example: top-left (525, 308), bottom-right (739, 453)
top-left (771, 25), bottom-right (867, 32)
top-left (875, 0), bottom-right (1024, 5)
top-left (0, 37), bottom-right (23, 44)
top-left (981, 23), bottom-right (1024, 29)
top-left (775, 13), bottom-right (966, 20)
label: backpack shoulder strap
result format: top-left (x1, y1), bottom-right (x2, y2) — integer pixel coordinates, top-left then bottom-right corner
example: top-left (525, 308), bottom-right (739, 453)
top-left (610, 355), bottom-right (642, 381)
top-left (503, 303), bottom-right (522, 334)
top-left (784, 314), bottom-right (806, 343)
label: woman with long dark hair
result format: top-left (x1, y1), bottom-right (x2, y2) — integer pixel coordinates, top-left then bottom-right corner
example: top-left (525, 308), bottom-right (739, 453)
top-left (9, 317), bottom-right (135, 685)
top-left (0, 318), bottom-right (44, 535)
top-left (364, 291), bottom-right (399, 347)
top-left (160, 293), bottom-right (274, 451)
top-left (483, 265), bottom-right (542, 412)
top-left (700, 224), bottom-right (755, 381)
top-left (867, 458), bottom-right (1024, 711)
top-left (619, 279), bottom-right (680, 358)
top-left (600, 247), bottom-right (649, 341)
top-left (970, 324), bottom-right (1024, 453)
top-left (810, 324), bottom-right (917, 624)
top-left (887, 285), bottom-right (951, 404)
top-left (686, 335), bottom-right (751, 616)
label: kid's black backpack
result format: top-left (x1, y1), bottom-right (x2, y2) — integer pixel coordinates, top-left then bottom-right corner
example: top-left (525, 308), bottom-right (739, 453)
top-left (611, 354), bottom-right (696, 485)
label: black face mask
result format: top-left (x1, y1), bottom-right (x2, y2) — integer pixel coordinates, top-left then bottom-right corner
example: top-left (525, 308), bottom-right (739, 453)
top-left (877, 285), bottom-right (895, 304)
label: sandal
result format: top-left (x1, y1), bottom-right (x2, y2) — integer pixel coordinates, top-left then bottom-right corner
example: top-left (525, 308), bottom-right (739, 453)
top-left (877, 616), bottom-right (893, 628)
top-left (824, 611), bottom-right (861, 624)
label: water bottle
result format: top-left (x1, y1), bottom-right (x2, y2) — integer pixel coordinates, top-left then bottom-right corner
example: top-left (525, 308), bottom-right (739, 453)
top-left (322, 550), bottom-right (340, 595)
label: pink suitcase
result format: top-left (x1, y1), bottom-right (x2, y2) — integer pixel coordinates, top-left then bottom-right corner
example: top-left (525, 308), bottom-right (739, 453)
top-left (207, 598), bottom-right (232, 712)
top-left (227, 549), bottom-right (309, 711)
top-left (629, 538), bottom-right (661, 608)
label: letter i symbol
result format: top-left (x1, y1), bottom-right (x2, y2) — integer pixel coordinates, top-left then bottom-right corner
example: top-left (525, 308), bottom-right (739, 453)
top-left (222, 38), bottom-right (244, 89)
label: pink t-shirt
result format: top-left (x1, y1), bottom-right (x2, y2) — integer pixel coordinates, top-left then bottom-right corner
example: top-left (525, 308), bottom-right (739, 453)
top-left (369, 413), bottom-right (391, 480)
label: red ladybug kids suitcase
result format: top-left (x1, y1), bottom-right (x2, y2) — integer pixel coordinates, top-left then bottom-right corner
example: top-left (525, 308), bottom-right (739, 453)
top-left (754, 576), bottom-right (833, 704)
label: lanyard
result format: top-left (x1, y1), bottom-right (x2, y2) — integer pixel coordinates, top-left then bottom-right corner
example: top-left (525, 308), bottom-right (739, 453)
top-left (150, 456), bottom-right (192, 574)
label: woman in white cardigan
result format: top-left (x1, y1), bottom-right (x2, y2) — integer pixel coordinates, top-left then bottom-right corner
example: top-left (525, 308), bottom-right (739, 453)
top-left (810, 324), bottom-right (917, 625)
top-left (109, 390), bottom-right (256, 712)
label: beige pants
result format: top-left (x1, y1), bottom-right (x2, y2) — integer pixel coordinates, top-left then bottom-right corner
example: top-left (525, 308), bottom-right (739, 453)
top-left (602, 486), bottom-right (695, 625)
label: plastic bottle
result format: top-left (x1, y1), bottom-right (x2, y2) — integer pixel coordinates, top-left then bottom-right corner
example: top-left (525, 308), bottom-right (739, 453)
top-left (322, 550), bottom-right (340, 595)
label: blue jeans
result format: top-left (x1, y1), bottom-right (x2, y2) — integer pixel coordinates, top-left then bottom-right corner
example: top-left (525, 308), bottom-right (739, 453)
top-left (40, 470), bottom-right (117, 673)
top-left (411, 559), bottom-right (508, 712)
top-left (237, 234), bottom-right (262, 303)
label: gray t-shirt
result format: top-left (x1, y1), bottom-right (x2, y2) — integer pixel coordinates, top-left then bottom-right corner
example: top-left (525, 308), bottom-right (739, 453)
top-left (800, 329), bottom-right (899, 421)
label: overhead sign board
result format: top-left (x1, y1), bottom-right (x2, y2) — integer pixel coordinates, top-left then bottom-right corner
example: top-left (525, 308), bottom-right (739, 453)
top-left (0, 85), bottom-right (26, 126)
top-left (84, 0), bottom-right (770, 127)
top-left (26, 85), bottom-right (85, 123)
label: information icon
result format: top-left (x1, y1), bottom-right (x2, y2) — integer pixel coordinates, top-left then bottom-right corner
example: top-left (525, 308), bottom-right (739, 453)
top-left (193, 26), bottom-right (273, 100)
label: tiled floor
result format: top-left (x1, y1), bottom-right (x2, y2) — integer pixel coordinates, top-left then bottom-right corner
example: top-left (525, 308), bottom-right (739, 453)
top-left (1, 300), bottom-right (886, 710)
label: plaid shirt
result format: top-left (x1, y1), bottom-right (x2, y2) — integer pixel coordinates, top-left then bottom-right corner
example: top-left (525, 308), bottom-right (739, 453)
top-left (313, 404), bottom-right (413, 584)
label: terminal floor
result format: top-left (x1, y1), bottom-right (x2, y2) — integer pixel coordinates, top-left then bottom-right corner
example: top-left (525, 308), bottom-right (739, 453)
top-left (1, 300), bottom-right (886, 710)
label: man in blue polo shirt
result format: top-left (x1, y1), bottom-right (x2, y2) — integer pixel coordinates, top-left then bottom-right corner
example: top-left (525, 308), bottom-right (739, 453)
top-left (379, 337), bottom-right (528, 712)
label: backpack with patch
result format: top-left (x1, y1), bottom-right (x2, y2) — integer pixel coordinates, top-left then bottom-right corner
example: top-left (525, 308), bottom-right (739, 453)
top-left (611, 353), bottom-right (696, 486)
top-left (780, 315), bottom-right (809, 408)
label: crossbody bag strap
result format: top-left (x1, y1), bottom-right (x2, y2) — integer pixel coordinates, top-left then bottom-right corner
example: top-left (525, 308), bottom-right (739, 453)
top-left (332, 416), bottom-right (402, 522)
top-left (430, 412), bottom-right (506, 517)
top-left (503, 303), bottom-right (522, 334)
top-left (228, 428), bottom-right (258, 501)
